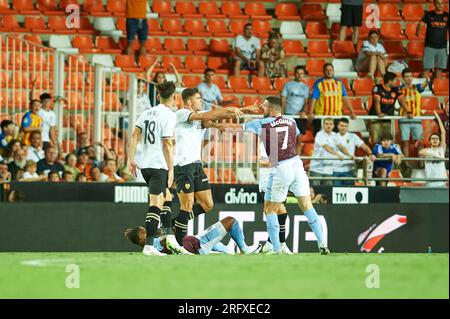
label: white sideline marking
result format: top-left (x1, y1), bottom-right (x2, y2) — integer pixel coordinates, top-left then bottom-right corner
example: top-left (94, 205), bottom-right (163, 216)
top-left (21, 259), bottom-right (75, 267)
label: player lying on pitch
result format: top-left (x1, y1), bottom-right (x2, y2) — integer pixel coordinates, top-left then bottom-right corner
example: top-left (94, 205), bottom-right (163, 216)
top-left (125, 216), bottom-right (262, 255)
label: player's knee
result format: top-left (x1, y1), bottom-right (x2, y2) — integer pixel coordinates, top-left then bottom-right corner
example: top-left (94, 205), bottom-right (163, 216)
top-left (198, 200), bottom-right (214, 212)
top-left (181, 199), bottom-right (195, 212)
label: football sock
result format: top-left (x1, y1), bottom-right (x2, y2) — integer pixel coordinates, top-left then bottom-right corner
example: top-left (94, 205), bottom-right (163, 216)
top-left (266, 213), bottom-right (281, 252)
top-left (304, 208), bottom-right (325, 247)
top-left (189, 203), bottom-right (206, 220)
top-left (278, 213), bottom-right (287, 243)
top-left (174, 210), bottom-right (190, 245)
top-left (145, 206), bottom-right (161, 245)
top-left (160, 201), bottom-right (173, 235)
top-left (229, 219), bottom-right (250, 253)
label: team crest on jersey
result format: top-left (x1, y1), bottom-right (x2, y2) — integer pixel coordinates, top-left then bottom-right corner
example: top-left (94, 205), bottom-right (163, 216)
top-left (185, 183), bottom-right (191, 190)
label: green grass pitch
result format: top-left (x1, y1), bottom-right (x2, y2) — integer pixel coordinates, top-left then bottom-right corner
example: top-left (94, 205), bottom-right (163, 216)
top-left (0, 253), bottom-right (448, 299)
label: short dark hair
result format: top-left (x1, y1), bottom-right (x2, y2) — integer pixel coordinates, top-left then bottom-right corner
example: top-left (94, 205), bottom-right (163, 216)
top-left (383, 72), bottom-right (397, 84)
top-left (401, 68), bottom-right (412, 77)
top-left (381, 131), bottom-right (393, 141)
top-left (429, 132), bottom-right (441, 142)
top-left (152, 72), bottom-right (165, 83)
top-left (1, 120), bottom-right (13, 131)
top-left (368, 30), bottom-right (379, 37)
top-left (126, 227), bottom-right (145, 247)
top-left (29, 99), bottom-right (41, 108)
top-left (204, 68), bottom-right (215, 75)
top-left (40, 93), bottom-right (52, 101)
top-left (294, 65), bottom-right (307, 75)
top-left (156, 81), bottom-right (176, 100)
top-left (48, 171), bottom-right (59, 178)
top-left (181, 88), bottom-right (199, 103)
top-left (30, 131), bottom-right (41, 138)
top-left (76, 173), bottom-right (86, 180)
top-left (266, 96), bottom-right (282, 111)
top-left (244, 23), bottom-right (252, 30)
top-left (323, 63), bottom-right (334, 71)
top-left (62, 171), bottom-right (73, 178)
top-left (338, 117), bottom-right (349, 125)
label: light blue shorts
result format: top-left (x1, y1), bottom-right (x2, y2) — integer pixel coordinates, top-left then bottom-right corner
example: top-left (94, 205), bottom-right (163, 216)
top-left (399, 121), bottom-right (423, 141)
top-left (196, 221), bottom-right (228, 255)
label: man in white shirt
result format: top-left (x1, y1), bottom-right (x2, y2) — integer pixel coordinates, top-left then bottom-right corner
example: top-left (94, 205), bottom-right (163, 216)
top-left (26, 131), bottom-right (45, 163)
top-left (172, 87), bottom-right (243, 245)
top-left (355, 30), bottom-right (388, 78)
top-left (233, 23), bottom-right (264, 77)
top-left (309, 118), bottom-right (344, 186)
top-left (333, 118), bottom-right (373, 186)
top-left (197, 68), bottom-right (225, 112)
top-left (127, 81), bottom-right (188, 256)
top-left (37, 93), bottom-right (58, 151)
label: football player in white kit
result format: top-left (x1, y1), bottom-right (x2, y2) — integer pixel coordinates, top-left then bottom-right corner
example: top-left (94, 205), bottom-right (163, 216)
top-left (172, 88), bottom-right (244, 244)
top-left (128, 82), bottom-right (190, 256)
top-left (243, 97), bottom-right (330, 255)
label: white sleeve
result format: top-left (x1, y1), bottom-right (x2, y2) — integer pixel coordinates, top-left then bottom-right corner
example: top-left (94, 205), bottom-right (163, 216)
top-left (134, 112), bottom-right (145, 130)
top-left (162, 112), bottom-right (176, 139)
top-left (334, 135), bottom-right (342, 146)
top-left (315, 132), bottom-right (328, 147)
top-left (176, 109), bottom-right (193, 124)
top-left (50, 112), bottom-right (57, 127)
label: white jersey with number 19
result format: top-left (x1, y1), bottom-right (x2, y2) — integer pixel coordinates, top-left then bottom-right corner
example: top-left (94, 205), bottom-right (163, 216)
top-left (134, 104), bottom-right (176, 170)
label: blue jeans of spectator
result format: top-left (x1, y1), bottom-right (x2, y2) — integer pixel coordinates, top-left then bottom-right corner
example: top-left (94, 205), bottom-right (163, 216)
top-left (333, 170), bottom-right (355, 186)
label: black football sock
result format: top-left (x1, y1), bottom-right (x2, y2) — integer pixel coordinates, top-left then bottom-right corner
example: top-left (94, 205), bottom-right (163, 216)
top-left (160, 201), bottom-right (173, 235)
top-left (174, 210), bottom-right (190, 245)
top-left (145, 206), bottom-right (161, 245)
top-left (190, 203), bottom-right (206, 220)
top-left (278, 213), bottom-right (288, 243)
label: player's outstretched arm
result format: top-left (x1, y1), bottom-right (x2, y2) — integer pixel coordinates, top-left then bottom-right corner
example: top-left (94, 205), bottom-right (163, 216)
top-left (190, 108), bottom-right (243, 122)
top-left (127, 127), bottom-right (141, 176)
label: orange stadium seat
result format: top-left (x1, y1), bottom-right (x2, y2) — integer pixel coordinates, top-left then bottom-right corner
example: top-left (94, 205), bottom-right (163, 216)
top-left (383, 42), bottom-right (406, 59)
top-left (24, 16), bottom-right (48, 33)
top-left (229, 76), bottom-right (253, 94)
top-left (9, 52), bottom-right (27, 68)
top-left (147, 19), bottom-right (166, 36)
top-left (183, 75), bottom-right (202, 87)
top-left (222, 2), bottom-right (248, 19)
top-left (332, 41), bottom-right (356, 58)
top-left (252, 77), bottom-right (278, 95)
top-left (48, 15), bottom-right (77, 34)
top-left (340, 78), bottom-right (353, 96)
top-left (284, 40), bottom-right (307, 57)
top-left (72, 35), bottom-right (98, 53)
top-left (59, 0), bottom-right (79, 10)
top-left (421, 97), bottom-right (441, 113)
top-left (162, 56), bottom-right (186, 72)
top-left (187, 38), bottom-right (210, 55)
top-left (0, 0), bottom-right (15, 15)
top-left (185, 20), bottom-right (211, 37)
top-left (162, 19), bottom-right (188, 36)
top-left (378, 3), bottom-right (402, 21)
top-left (306, 22), bottom-right (330, 39)
top-left (252, 20), bottom-right (272, 37)
top-left (175, 1), bottom-right (201, 18)
top-left (380, 22), bottom-right (405, 40)
top-left (164, 38), bottom-right (189, 55)
top-left (115, 17), bottom-right (126, 32)
top-left (301, 130), bottom-right (314, 143)
top-left (243, 96), bottom-right (263, 107)
top-left (0, 15), bottom-right (27, 32)
top-left (65, 72), bottom-right (85, 89)
top-left (37, 0), bottom-right (64, 15)
top-left (96, 36), bottom-right (120, 54)
top-left (185, 56), bottom-right (206, 73)
top-left (198, 2), bottom-right (225, 19)
top-left (306, 59), bottom-right (326, 76)
top-left (207, 57), bottom-right (229, 74)
top-left (353, 78), bottom-right (375, 96)
top-left (24, 34), bottom-right (43, 45)
top-left (407, 41), bottom-right (425, 58)
top-left (78, 17), bottom-right (96, 35)
top-left (106, 0), bottom-right (126, 16)
top-left (405, 23), bottom-right (426, 40)
top-left (212, 75), bottom-right (232, 93)
top-left (13, 0), bottom-right (40, 14)
top-left (138, 55), bottom-right (157, 70)
top-left (401, 4), bottom-right (424, 21)
top-left (433, 79), bottom-right (449, 96)
top-left (229, 20), bottom-right (248, 35)
top-left (210, 39), bottom-right (231, 55)
top-left (84, 0), bottom-right (109, 16)
top-left (408, 60), bottom-right (424, 75)
top-left (222, 95), bottom-right (241, 107)
top-left (275, 2), bottom-right (300, 20)
top-left (152, 0), bottom-right (180, 18)
top-left (115, 55), bottom-right (142, 73)
top-left (308, 41), bottom-right (333, 58)
top-left (300, 4), bottom-right (326, 20)
top-left (207, 20), bottom-right (232, 37)
top-left (302, 143), bottom-right (314, 156)
top-left (347, 98), bottom-right (367, 115)
top-left (274, 77), bottom-right (289, 91)
top-left (331, 22), bottom-right (351, 40)
top-left (245, 3), bottom-right (271, 20)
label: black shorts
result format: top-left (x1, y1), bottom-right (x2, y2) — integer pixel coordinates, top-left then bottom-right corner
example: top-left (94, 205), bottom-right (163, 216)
top-left (175, 162), bottom-right (211, 194)
top-left (141, 168), bottom-right (168, 195)
top-left (340, 5), bottom-right (363, 27)
top-left (126, 18), bottom-right (148, 42)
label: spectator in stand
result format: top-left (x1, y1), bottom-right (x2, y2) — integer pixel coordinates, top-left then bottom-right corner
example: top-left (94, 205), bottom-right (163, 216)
top-left (91, 166), bottom-right (102, 182)
top-left (125, 0), bottom-right (149, 62)
top-left (417, 0), bottom-right (449, 81)
top-left (399, 68), bottom-right (430, 170)
top-left (372, 131), bottom-right (404, 187)
top-left (355, 30), bottom-right (388, 78)
top-left (22, 160), bottom-right (46, 182)
top-left (76, 173), bottom-right (87, 182)
top-left (437, 100), bottom-right (449, 158)
top-left (3, 139), bottom-right (21, 164)
top-left (310, 187), bottom-right (328, 204)
top-left (36, 146), bottom-right (64, 177)
top-left (0, 120), bottom-right (15, 157)
top-left (48, 171), bottom-right (60, 182)
top-left (281, 66), bottom-right (310, 135)
top-left (87, 145), bottom-right (100, 167)
top-left (233, 23), bottom-right (264, 77)
top-left (8, 148), bottom-right (27, 181)
top-left (136, 79), bottom-right (152, 113)
top-left (197, 69), bottom-right (225, 111)
top-left (62, 171), bottom-right (74, 182)
top-left (0, 160), bottom-right (11, 183)
top-left (308, 63), bottom-right (356, 134)
top-left (100, 159), bottom-right (125, 183)
top-left (260, 34), bottom-right (287, 79)
top-left (309, 118), bottom-right (344, 186)
top-left (339, 0), bottom-right (364, 45)
top-left (369, 72), bottom-right (406, 145)
top-left (26, 131), bottom-right (45, 163)
top-left (20, 100), bottom-right (42, 146)
top-left (333, 118), bottom-right (373, 186)
top-left (420, 111), bottom-right (448, 187)
top-left (74, 132), bottom-right (90, 155)
top-left (146, 59), bottom-right (182, 106)
top-left (64, 153), bottom-right (80, 181)
top-left (76, 147), bottom-right (93, 181)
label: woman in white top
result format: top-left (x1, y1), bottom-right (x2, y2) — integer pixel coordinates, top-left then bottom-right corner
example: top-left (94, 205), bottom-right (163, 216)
top-left (355, 30), bottom-right (388, 78)
top-left (419, 111), bottom-right (448, 187)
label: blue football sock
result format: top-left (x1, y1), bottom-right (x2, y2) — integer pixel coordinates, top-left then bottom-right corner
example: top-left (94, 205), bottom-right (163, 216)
top-left (266, 213), bottom-right (281, 252)
top-left (304, 208), bottom-right (325, 247)
top-left (212, 242), bottom-right (230, 254)
top-left (230, 220), bottom-right (250, 253)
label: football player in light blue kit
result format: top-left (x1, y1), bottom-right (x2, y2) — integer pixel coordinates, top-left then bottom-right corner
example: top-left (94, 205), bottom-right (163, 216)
top-left (243, 97), bottom-right (330, 255)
